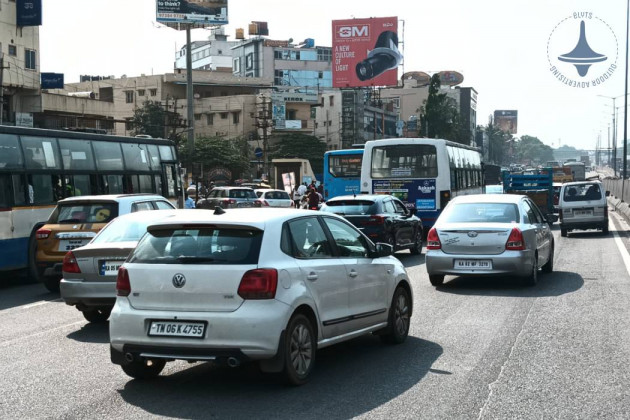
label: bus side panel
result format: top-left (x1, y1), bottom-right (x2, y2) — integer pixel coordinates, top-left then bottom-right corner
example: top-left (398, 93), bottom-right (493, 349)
top-left (0, 207), bottom-right (54, 271)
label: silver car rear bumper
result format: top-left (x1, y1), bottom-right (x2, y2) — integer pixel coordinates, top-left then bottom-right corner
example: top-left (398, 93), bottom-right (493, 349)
top-left (60, 278), bottom-right (116, 307)
top-left (425, 249), bottom-right (535, 277)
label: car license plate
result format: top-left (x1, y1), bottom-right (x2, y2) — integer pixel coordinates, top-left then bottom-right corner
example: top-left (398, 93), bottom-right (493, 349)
top-left (58, 239), bottom-right (88, 252)
top-left (99, 260), bottom-right (124, 276)
top-left (238, 202), bottom-right (252, 207)
top-left (454, 259), bottom-right (493, 269)
top-left (574, 210), bottom-right (592, 216)
top-left (149, 321), bottom-right (206, 338)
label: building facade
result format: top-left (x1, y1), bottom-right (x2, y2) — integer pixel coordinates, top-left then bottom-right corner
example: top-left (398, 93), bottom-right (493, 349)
top-left (174, 28), bottom-right (238, 72)
top-left (0, 0), bottom-right (41, 125)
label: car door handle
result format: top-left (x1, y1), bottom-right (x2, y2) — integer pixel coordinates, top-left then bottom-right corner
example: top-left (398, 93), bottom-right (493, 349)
top-left (306, 273), bottom-right (318, 281)
top-left (348, 270), bottom-right (358, 278)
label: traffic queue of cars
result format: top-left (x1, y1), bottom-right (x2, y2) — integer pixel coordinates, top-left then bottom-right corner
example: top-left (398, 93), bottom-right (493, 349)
top-left (39, 179), bottom-right (609, 385)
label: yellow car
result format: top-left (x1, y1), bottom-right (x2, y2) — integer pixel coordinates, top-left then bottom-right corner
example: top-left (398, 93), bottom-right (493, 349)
top-left (35, 194), bottom-right (175, 292)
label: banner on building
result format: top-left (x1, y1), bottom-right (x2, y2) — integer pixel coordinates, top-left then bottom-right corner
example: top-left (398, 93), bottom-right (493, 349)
top-left (332, 16), bottom-right (401, 88)
top-left (16, 0), bottom-right (42, 26)
top-left (494, 110), bottom-right (518, 134)
top-left (16, 113), bottom-right (33, 127)
top-left (156, 0), bottom-right (228, 26)
top-left (41, 73), bottom-right (64, 89)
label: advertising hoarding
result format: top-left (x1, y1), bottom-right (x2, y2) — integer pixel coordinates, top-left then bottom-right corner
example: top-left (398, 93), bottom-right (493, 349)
top-left (494, 110), bottom-right (518, 134)
top-left (156, 0), bottom-right (228, 26)
top-left (332, 17), bottom-right (401, 88)
top-left (16, 0), bottom-right (42, 26)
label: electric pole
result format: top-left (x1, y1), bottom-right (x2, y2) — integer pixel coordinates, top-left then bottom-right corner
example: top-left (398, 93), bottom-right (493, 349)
top-left (0, 52), bottom-right (7, 125)
top-left (255, 96), bottom-right (272, 185)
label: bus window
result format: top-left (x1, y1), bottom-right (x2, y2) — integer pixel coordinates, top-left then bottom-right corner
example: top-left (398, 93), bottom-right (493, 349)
top-left (100, 175), bottom-right (124, 194)
top-left (154, 175), bottom-right (163, 196)
top-left (122, 143), bottom-right (152, 172)
top-left (12, 175), bottom-right (27, 206)
top-left (58, 139), bottom-right (95, 170)
top-left (93, 141), bottom-right (124, 170)
top-left (146, 144), bottom-right (160, 169)
top-left (64, 175), bottom-right (91, 197)
top-left (159, 145), bottom-right (174, 161)
top-left (0, 134), bottom-right (24, 169)
top-left (164, 164), bottom-right (177, 196)
top-left (0, 175), bottom-right (10, 207)
top-left (27, 174), bottom-right (54, 204)
top-left (21, 136), bottom-right (61, 170)
top-left (139, 175), bottom-right (153, 193)
top-left (370, 145), bottom-right (437, 179)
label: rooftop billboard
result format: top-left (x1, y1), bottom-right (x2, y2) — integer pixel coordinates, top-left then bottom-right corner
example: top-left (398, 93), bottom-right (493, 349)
top-left (494, 110), bottom-right (518, 134)
top-left (16, 0), bottom-right (42, 26)
top-left (332, 17), bottom-right (401, 88)
top-left (156, 0), bottom-right (228, 26)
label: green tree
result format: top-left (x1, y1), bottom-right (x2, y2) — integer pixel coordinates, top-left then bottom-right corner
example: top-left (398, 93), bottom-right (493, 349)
top-left (130, 100), bottom-right (168, 139)
top-left (484, 121), bottom-right (513, 165)
top-left (420, 74), bottom-right (462, 142)
top-left (514, 135), bottom-right (554, 165)
top-left (269, 133), bottom-right (327, 175)
top-left (178, 136), bottom-right (252, 182)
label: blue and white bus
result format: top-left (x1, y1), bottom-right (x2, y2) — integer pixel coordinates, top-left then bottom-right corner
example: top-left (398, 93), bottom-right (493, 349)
top-left (0, 125), bottom-right (181, 279)
top-left (323, 149), bottom-right (363, 200)
top-left (360, 138), bottom-right (483, 229)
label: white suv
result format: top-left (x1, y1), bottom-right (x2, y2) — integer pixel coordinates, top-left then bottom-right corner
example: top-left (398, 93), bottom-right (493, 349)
top-left (109, 208), bottom-right (412, 385)
top-left (559, 181), bottom-right (609, 237)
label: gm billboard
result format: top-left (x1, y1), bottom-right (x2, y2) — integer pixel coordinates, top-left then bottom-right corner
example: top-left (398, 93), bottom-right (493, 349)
top-left (332, 17), bottom-right (401, 88)
top-left (156, 0), bottom-right (228, 25)
top-left (494, 110), bottom-right (518, 134)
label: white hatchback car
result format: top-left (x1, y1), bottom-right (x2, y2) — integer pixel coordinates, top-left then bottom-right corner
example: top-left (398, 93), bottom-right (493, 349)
top-left (255, 189), bottom-right (293, 208)
top-left (110, 208), bottom-right (412, 385)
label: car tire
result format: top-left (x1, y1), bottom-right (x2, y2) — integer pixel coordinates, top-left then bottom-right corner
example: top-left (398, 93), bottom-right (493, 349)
top-left (282, 314), bottom-right (316, 386)
top-left (121, 359), bottom-right (166, 380)
top-left (27, 226), bottom-right (44, 283)
top-left (524, 256), bottom-right (538, 287)
top-left (410, 230), bottom-right (423, 255)
top-left (380, 286), bottom-right (411, 344)
top-left (560, 228), bottom-right (567, 237)
top-left (542, 244), bottom-right (554, 274)
top-left (602, 224), bottom-right (609, 235)
top-left (429, 275), bottom-right (444, 286)
top-left (43, 276), bottom-right (60, 293)
top-left (82, 307), bottom-right (112, 323)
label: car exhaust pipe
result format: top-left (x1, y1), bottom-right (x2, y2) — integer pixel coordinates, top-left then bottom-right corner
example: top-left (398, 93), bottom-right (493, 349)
top-left (227, 357), bottom-right (240, 367)
top-left (125, 353), bottom-right (135, 362)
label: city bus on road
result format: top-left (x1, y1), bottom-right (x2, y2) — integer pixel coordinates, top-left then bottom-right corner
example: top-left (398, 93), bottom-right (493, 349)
top-left (360, 138), bottom-right (483, 229)
top-left (0, 125), bottom-right (181, 279)
top-left (323, 149), bottom-right (363, 200)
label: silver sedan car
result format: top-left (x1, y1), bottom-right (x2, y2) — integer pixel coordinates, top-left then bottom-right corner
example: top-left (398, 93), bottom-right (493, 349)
top-left (60, 210), bottom-right (180, 323)
top-left (425, 194), bottom-right (554, 287)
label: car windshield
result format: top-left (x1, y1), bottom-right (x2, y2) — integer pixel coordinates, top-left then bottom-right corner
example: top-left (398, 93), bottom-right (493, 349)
top-left (228, 189), bottom-right (257, 199)
top-left (563, 183), bottom-right (602, 202)
top-left (51, 202), bottom-right (118, 224)
top-left (440, 202), bottom-right (520, 224)
top-left (267, 191), bottom-right (290, 200)
top-left (322, 200), bottom-right (377, 215)
top-left (129, 227), bottom-right (263, 265)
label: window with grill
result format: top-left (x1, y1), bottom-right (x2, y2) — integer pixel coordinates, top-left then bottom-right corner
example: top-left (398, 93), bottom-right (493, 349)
top-left (150, 89), bottom-right (157, 96)
top-left (25, 49), bottom-right (36, 70)
top-left (125, 91), bottom-right (134, 103)
top-left (8, 45), bottom-right (17, 56)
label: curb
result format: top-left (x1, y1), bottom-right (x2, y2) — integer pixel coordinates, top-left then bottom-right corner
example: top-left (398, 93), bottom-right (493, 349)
top-left (609, 196), bottom-right (630, 225)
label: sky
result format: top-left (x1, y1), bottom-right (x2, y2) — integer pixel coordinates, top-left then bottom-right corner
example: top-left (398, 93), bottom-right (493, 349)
top-left (38, 0), bottom-right (628, 152)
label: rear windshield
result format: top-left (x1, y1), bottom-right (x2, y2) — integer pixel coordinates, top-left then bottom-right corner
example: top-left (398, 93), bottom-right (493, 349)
top-left (129, 227), bottom-right (263, 265)
top-left (441, 202), bottom-right (520, 223)
top-left (228, 189), bottom-right (257, 199)
top-left (266, 191), bottom-right (290, 200)
top-left (563, 183), bottom-right (602, 202)
top-left (323, 200), bottom-right (377, 215)
top-left (49, 202), bottom-right (118, 224)
top-left (92, 214), bottom-right (170, 244)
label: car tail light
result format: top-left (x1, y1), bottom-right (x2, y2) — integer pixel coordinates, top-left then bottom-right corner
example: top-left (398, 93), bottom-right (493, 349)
top-left (505, 227), bottom-right (525, 251)
top-left (62, 251), bottom-right (81, 274)
top-left (238, 269), bottom-right (277, 299)
top-left (116, 266), bottom-right (131, 297)
top-left (36, 228), bottom-right (51, 239)
top-left (426, 228), bottom-right (441, 250)
top-left (260, 199), bottom-right (269, 207)
top-left (363, 215), bottom-right (385, 226)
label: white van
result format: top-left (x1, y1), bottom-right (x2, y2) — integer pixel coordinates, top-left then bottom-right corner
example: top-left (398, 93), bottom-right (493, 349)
top-left (558, 181), bottom-right (609, 237)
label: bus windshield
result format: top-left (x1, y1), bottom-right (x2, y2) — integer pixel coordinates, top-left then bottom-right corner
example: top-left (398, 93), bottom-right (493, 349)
top-left (370, 145), bottom-right (438, 179)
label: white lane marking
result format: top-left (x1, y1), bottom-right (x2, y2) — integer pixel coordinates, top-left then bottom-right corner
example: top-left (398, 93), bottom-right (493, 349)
top-left (0, 298), bottom-right (63, 314)
top-left (612, 218), bottom-right (630, 278)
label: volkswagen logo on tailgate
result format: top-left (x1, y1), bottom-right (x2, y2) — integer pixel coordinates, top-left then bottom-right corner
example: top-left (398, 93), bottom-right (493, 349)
top-left (467, 231), bottom-right (478, 238)
top-left (172, 273), bottom-right (186, 288)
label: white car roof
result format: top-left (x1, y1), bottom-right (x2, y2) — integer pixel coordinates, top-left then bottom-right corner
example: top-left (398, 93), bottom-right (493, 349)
top-left (58, 194), bottom-right (168, 204)
top-left (451, 194), bottom-right (524, 204)
top-left (145, 208), bottom-right (322, 230)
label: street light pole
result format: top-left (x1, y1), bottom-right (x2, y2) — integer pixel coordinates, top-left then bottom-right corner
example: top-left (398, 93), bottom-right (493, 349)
top-left (624, 0), bottom-right (629, 183)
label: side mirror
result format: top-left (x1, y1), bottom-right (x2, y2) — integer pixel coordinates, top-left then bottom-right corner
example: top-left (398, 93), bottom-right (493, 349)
top-left (606, 190), bottom-right (610, 197)
top-left (373, 243), bottom-right (393, 257)
top-left (546, 214), bottom-right (558, 224)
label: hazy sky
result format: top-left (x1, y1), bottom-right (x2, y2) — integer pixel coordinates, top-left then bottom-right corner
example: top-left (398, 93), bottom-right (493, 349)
top-left (39, 0), bottom-right (627, 151)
